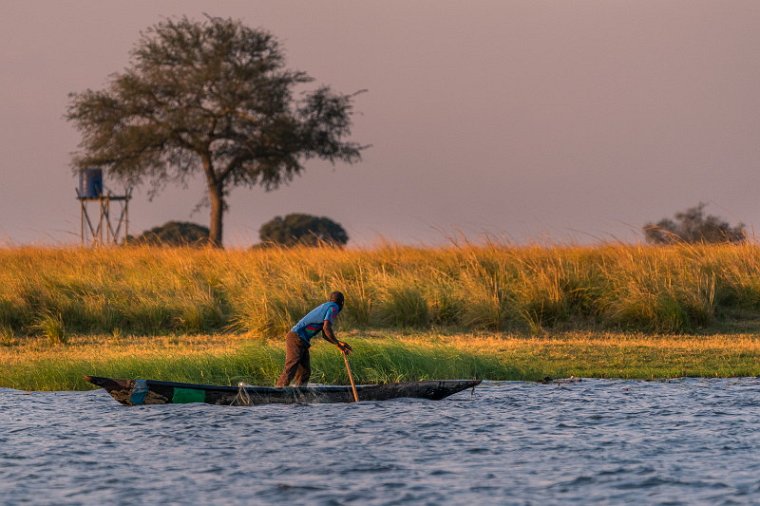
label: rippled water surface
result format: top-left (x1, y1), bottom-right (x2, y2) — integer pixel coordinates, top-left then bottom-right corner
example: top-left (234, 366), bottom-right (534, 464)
top-left (2, 379), bottom-right (760, 505)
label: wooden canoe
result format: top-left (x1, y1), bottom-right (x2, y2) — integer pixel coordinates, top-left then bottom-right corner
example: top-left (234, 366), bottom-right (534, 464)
top-left (84, 375), bottom-right (481, 406)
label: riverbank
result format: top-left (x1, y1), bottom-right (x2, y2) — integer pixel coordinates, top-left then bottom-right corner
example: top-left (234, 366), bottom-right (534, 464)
top-left (3, 331), bottom-right (760, 391)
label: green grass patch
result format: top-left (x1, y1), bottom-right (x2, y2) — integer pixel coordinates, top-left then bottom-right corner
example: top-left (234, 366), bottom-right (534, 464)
top-left (3, 331), bottom-right (760, 391)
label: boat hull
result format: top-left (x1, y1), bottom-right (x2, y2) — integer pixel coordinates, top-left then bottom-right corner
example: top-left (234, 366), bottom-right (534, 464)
top-left (84, 376), bottom-right (481, 406)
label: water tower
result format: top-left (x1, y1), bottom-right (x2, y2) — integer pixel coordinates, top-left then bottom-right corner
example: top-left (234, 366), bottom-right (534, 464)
top-left (75, 168), bottom-right (132, 246)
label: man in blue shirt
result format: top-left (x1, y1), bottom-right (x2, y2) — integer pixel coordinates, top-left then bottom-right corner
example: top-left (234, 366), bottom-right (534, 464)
top-left (275, 291), bottom-right (352, 387)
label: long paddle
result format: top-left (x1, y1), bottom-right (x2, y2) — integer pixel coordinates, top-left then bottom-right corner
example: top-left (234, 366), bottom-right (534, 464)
top-left (342, 351), bottom-right (359, 402)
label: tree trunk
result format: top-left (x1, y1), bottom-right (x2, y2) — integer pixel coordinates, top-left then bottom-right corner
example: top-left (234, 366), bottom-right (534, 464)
top-left (208, 183), bottom-right (224, 247)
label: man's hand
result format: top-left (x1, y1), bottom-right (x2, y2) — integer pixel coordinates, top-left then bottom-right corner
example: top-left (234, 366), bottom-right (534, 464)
top-left (337, 341), bottom-right (353, 355)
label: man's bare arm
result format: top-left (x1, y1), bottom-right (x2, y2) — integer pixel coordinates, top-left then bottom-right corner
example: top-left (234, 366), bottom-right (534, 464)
top-left (322, 321), bottom-right (352, 354)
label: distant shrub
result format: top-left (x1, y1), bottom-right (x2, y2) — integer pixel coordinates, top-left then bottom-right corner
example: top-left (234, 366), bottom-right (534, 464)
top-left (127, 221), bottom-right (210, 247)
top-left (644, 203), bottom-right (745, 244)
top-left (258, 213), bottom-right (348, 247)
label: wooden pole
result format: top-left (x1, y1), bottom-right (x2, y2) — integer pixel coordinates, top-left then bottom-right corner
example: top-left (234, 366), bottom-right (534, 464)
top-left (342, 351), bottom-right (359, 402)
top-left (124, 189), bottom-right (130, 245)
top-left (80, 198), bottom-right (85, 246)
top-left (105, 195), bottom-right (111, 245)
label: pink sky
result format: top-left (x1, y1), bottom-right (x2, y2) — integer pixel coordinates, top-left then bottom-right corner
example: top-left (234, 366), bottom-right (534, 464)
top-left (1, 0), bottom-right (759, 246)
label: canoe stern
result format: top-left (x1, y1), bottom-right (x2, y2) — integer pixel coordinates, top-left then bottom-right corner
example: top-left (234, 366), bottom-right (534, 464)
top-left (84, 375), bottom-right (171, 405)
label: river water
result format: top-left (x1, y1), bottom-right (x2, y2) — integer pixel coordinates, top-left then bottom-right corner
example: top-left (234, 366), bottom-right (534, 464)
top-left (1, 379), bottom-right (759, 505)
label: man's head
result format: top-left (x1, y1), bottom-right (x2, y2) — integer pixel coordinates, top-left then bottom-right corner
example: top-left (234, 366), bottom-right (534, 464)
top-left (329, 291), bottom-right (345, 309)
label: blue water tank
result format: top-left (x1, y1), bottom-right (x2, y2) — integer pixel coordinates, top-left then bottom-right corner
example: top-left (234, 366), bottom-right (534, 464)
top-left (79, 168), bottom-right (103, 198)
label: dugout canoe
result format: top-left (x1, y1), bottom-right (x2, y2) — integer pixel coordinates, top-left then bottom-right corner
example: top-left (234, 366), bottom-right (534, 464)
top-left (84, 375), bottom-right (481, 406)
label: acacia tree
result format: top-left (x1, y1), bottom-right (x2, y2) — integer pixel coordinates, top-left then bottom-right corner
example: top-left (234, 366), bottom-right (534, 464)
top-left (67, 16), bottom-right (363, 246)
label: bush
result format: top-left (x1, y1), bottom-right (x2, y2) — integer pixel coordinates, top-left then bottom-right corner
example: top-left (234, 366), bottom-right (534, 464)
top-left (127, 221), bottom-right (210, 247)
top-left (644, 203), bottom-right (745, 244)
top-left (258, 214), bottom-right (348, 247)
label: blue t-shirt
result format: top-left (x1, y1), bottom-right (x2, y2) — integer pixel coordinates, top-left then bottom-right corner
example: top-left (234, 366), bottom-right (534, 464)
top-left (292, 301), bottom-right (341, 344)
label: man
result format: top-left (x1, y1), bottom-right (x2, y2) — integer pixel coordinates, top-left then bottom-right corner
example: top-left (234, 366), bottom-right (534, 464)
top-left (275, 291), bottom-right (352, 388)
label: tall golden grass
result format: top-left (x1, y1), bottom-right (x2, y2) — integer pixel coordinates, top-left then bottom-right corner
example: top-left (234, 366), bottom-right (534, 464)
top-left (1, 242), bottom-right (759, 337)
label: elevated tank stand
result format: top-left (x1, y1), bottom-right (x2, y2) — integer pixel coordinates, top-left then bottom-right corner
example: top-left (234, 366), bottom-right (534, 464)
top-left (76, 188), bottom-right (132, 247)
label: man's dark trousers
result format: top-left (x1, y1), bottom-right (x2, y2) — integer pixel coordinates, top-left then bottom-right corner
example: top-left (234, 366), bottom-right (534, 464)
top-left (275, 332), bottom-right (311, 387)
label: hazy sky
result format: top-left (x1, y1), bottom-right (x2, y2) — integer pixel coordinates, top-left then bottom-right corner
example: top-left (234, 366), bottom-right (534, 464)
top-left (2, 1), bottom-right (759, 247)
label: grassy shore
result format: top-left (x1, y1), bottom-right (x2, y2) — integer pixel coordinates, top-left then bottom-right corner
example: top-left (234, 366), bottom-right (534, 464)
top-left (2, 243), bottom-right (760, 338)
top-left (3, 331), bottom-right (760, 391)
top-left (3, 245), bottom-right (760, 390)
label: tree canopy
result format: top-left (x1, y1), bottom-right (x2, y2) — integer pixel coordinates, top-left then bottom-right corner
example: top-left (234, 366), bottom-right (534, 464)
top-left (258, 213), bottom-right (349, 247)
top-left (643, 203), bottom-right (746, 244)
top-left (127, 221), bottom-right (209, 247)
top-left (67, 15), bottom-right (364, 247)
